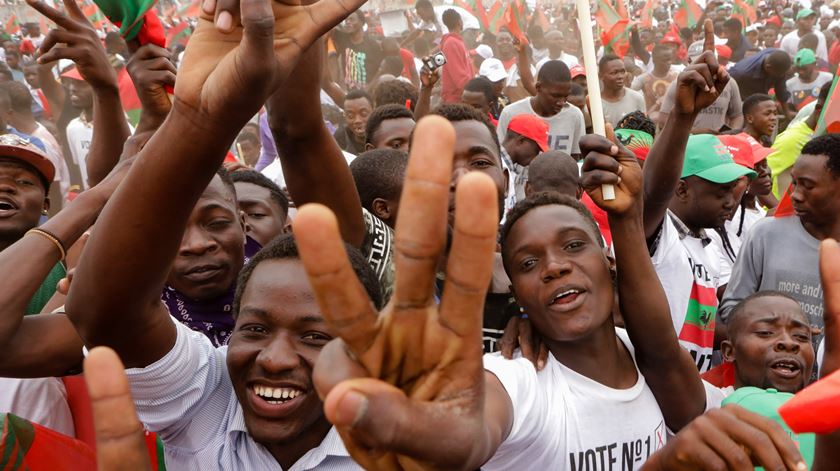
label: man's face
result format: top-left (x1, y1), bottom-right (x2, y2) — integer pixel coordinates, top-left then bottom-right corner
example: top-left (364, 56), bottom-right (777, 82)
top-left (344, 14), bottom-right (363, 34)
top-left (640, 29), bottom-right (654, 45)
top-left (448, 120), bottom-right (507, 227)
top-left (5, 53), bottom-right (19, 70)
top-left (797, 15), bottom-right (816, 30)
top-left (461, 90), bottom-right (491, 115)
top-left (746, 100), bottom-right (778, 137)
top-left (790, 153), bottom-right (840, 228)
top-left (567, 93), bottom-right (586, 111)
top-left (762, 28), bottom-right (778, 46)
top-left (227, 259), bottom-right (332, 446)
top-left (723, 296), bottom-right (814, 393)
top-left (234, 181), bottom-right (287, 247)
top-left (343, 98), bottom-right (372, 141)
top-left (417, 4), bottom-right (435, 22)
top-left (496, 32), bottom-right (515, 59)
top-left (2, 42), bottom-right (15, 57)
top-left (796, 63), bottom-right (816, 79)
top-left (505, 205), bottom-right (613, 342)
top-left (166, 176), bottom-right (245, 300)
top-left (67, 79), bottom-right (94, 110)
top-left (681, 177), bottom-right (739, 228)
top-left (652, 48), bottom-right (673, 67)
top-left (23, 66), bottom-right (39, 89)
top-left (749, 159), bottom-right (773, 197)
top-left (545, 31), bottom-right (563, 54)
top-left (238, 139), bottom-right (261, 168)
top-left (0, 159), bottom-right (47, 242)
top-left (536, 80), bottom-right (570, 115)
top-left (600, 59), bottom-right (626, 90)
top-left (369, 117), bottom-right (415, 151)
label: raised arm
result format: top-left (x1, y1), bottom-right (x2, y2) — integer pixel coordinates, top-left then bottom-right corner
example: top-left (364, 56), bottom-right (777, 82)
top-left (64, 0), bottom-right (363, 368)
top-left (413, 63), bottom-right (439, 120)
top-left (31, 0), bottom-right (131, 188)
top-left (643, 22), bottom-right (726, 240)
top-left (516, 40), bottom-right (536, 97)
top-left (581, 134), bottom-right (706, 431)
top-left (35, 62), bottom-right (65, 125)
top-left (125, 43), bottom-right (177, 135)
top-left (267, 38), bottom-right (366, 247)
top-left (813, 239), bottom-right (840, 470)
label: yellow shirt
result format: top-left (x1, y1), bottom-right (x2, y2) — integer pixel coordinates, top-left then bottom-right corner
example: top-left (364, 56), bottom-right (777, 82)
top-left (768, 121), bottom-right (814, 198)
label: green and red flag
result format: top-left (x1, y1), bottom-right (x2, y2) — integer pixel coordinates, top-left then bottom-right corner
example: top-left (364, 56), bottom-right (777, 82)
top-left (505, 0), bottom-right (529, 42)
top-left (0, 413), bottom-right (95, 469)
top-left (732, 0), bottom-right (757, 26)
top-left (601, 18), bottom-right (632, 57)
top-left (454, 0), bottom-right (490, 33)
top-left (178, 0), bottom-right (202, 18)
top-left (614, 0), bottom-right (629, 20)
top-left (81, 3), bottom-right (106, 30)
top-left (638, 0), bottom-right (656, 29)
top-left (815, 67), bottom-right (840, 135)
top-left (594, 0), bottom-right (622, 30)
top-left (673, 0), bottom-right (702, 29)
top-left (677, 283), bottom-right (717, 350)
top-left (486, 1), bottom-right (506, 34)
top-left (5, 14), bottom-right (19, 35)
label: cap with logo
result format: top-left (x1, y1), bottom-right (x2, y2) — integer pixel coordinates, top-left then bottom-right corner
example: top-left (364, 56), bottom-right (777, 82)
top-left (736, 132), bottom-right (774, 162)
top-left (682, 134), bottom-right (757, 183)
top-left (794, 48), bottom-right (817, 67)
top-left (0, 133), bottom-right (55, 188)
top-left (507, 114), bottom-right (549, 152)
top-left (479, 58), bottom-right (508, 83)
top-left (615, 128), bottom-right (653, 161)
top-left (717, 134), bottom-right (768, 169)
top-left (721, 387), bottom-right (815, 468)
top-left (569, 64), bottom-right (586, 79)
top-left (796, 8), bottom-right (816, 20)
top-left (473, 44), bottom-right (493, 60)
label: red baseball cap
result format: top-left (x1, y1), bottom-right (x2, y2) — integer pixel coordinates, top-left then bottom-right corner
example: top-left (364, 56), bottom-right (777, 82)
top-left (508, 114), bottom-right (549, 152)
top-left (60, 66), bottom-right (84, 81)
top-left (736, 132), bottom-right (774, 162)
top-left (570, 65), bottom-right (586, 79)
top-left (0, 133), bottom-right (55, 185)
top-left (715, 45), bottom-right (732, 60)
top-left (718, 134), bottom-right (759, 170)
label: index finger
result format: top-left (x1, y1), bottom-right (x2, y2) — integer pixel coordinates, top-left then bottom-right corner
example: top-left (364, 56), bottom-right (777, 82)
top-left (703, 19), bottom-right (715, 53)
top-left (392, 116), bottom-right (455, 308)
top-left (726, 405), bottom-right (806, 471)
top-left (26, 0), bottom-right (76, 30)
top-left (84, 347), bottom-right (152, 471)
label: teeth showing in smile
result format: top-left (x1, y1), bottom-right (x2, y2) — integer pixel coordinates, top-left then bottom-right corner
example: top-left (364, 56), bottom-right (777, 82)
top-left (772, 360), bottom-right (799, 373)
top-left (554, 289), bottom-right (581, 302)
top-left (253, 385), bottom-right (303, 404)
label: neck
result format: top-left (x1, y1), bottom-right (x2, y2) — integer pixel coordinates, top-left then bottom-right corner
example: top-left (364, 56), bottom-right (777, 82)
top-left (669, 204), bottom-right (703, 234)
top-left (265, 418), bottom-right (333, 469)
top-left (10, 115), bottom-right (36, 134)
top-left (801, 216), bottom-right (840, 241)
top-left (801, 71), bottom-right (817, 82)
top-left (0, 231), bottom-right (23, 253)
top-left (529, 96), bottom-right (552, 117)
top-left (742, 192), bottom-right (758, 209)
top-left (806, 112), bottom-right (820, 130)
top-left (798, 27), bottom-right (811, 36)
top-left (603, 85), bottom-right (624, 99)
top-left (652, 63), bottom-right (669, 75)
top-left (744, 123), bottom-right (764, 140)
top-left (544, 320), bottom-right (637, 388)
top-left (351, 30), bottom-right (364, 42)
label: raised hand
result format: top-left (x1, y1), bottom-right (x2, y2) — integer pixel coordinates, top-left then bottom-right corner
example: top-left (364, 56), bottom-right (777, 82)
top-left (177, 0), bottom-right (365, 125)
top-left (643, 405), bottom-right (805, 471)
top-left (419, 62), bottom-right (440, 89)
top-left (28, 0), bottom-right (118, 91)
top-left (295, 116), bottom-right (499, 470)
top-left (84, 347), bottom-right (152, 471)
top-left (673, 20), bottom-right (728, 116)
top-left (126, 43), bottom-right (176, 127)
top-left (580, 134), bottom-right (643, 216)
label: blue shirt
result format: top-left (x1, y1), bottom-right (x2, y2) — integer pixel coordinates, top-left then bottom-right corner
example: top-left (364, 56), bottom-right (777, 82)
top-left (728, 48), bottom-right (789, 103)
top-left (6, 127), bottom-right (46, 153)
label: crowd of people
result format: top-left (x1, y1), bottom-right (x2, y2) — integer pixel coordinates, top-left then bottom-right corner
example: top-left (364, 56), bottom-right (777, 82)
top-left (1, 0), bottom-right (840, 469)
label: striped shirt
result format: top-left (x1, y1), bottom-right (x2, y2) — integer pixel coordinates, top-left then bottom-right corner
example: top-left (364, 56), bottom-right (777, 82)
top-left (126, 320), bottom-right (362, 470)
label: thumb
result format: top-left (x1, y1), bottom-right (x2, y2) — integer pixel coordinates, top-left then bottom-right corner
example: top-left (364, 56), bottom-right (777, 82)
top-left (605, 122), bottom-right (617, 145)
top-left (239, 0), bottom-right (276, 75)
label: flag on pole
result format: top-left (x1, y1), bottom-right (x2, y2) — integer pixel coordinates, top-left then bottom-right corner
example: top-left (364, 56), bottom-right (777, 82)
top-left (505, 0), bottom-right (529, 42)
top-left (673, 0), bottom-right (703, 29)
top-left (815, 67), bottom-right (840, 135)
top-left (638, 0), bottom-right (656, 29)
top-left (91, 0), bottom-right (158, 40)
top-left (594, 0), bottom-right (622, 30)
top-left (779, 368), bottom-right (840, 434)
top-left (487, 1), bottom-right (506, 34)
top-left (5, 14), bottom-right (20, 35)
top-left (601, 18), bottom-right (632, 57)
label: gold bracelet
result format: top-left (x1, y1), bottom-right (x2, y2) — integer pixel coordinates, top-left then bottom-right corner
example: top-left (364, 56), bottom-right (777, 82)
top-left (26, 229), bottom-right (67, 261)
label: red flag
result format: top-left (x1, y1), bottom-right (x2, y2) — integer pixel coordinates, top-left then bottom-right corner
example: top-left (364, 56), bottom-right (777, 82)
top-left (816, 68), bottom-right (840, 135)
top-left (615, 0), bottom-right (628, 19)
top-left (505, 0), bottom-right (528, 42)
top-left (487, 1), bottom-right (505, 34)
top-left (5, 14), bottom-right (19, 35)
top-left (595, 0), bottom-right (622, 30)
top-left (601, 18), bottom-right (632, 57)
top-left (673, 0), bottom-right (703, 29)
top-left (780, 368), bottom-right (840, 434)
top-left (774, 184), bottom-right (796, 218)
top-left (638, 0), bottom-right (656, 29)
top-left (454, 0), bottom-right (490, 32)
top-left (732, 0), bottom-right (757, 26)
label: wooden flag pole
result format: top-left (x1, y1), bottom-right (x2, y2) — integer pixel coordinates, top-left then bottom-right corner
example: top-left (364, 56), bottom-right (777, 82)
top-left (575, 0), bottom-right (615, 200)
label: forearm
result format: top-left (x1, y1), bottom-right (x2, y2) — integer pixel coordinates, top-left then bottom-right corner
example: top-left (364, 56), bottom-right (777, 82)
top-left (0, 314), bottom-right (84, 378)
top-left (415, 85), bottom-right (434, 120)
top-left (518, 52), bottom-right (536, 96)
top-left (65, 103), bottom-right (236, 363)
top-left (643, 111), bottom-right (696, 239)
top-left (37, 64), bottom-right (64, 123)
top-left (610, 210), bottom-right (706, 429)
top-left (87, 87), bottom-right (131, 186)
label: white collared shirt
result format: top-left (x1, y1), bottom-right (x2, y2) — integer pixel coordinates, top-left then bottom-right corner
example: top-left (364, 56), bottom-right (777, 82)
top-left (126, 319), bottom-right (361, 471)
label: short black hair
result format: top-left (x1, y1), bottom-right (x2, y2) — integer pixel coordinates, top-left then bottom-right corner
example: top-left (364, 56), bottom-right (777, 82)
top-left (416, 0), bottom-right (432, 10)
top-left (742, 93), bottom-right (774, 115)
top-left (766, 50), bottom-right (792, 71)
top-left (235, 131), bottom-right (259, 145)
top-left (345, 88), bottom-right (373, 107)
top-left (215, 166), bottom-right (238, 200)
top-left (527, 151), bottom-right (580, 197)
top-left (365, 104), bottom-right (415, 146)
top-left (537, 59), bottom-right (571, 84)
top-left (442, 9), bottom-right (461, 29)
top-left (463, 76), bottom-right (495, 104)
top-left (0, 80), bottom-right (32, 113)
top-left (723, 18), bottom-right (743, 31)
top-left (598, 53), bottom-right (622, 72)
top-left (230, 169), bottom-right (290, 217)
top-left (374, 79), bottom-right (418, 112)
top-left (233, 234), bottom-right (384, 316)
top-left (616, 110), bottom-right (656, 138)
top-left (500, 192), bottom-right (604, 274)
top-left (725, 291), bottom-right (804, 336)
top-left (431, 103), bottom-right (501, 156)
top-left (801, 134), bottom-right (840, 178)
top-left (350, 149), bottom-right (409, 211)
top-left (381, 56), bottom-right (405, 76)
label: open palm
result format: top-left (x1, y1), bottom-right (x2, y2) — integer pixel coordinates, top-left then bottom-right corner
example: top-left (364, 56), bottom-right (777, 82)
top-left (294, 117), bottom-right (499, 470)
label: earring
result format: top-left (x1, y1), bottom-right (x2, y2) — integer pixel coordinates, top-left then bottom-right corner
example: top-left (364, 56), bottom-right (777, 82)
top-left (519, 306), bottom-right (528, 319)
top-left (41, 209), bottom-right (48, 215)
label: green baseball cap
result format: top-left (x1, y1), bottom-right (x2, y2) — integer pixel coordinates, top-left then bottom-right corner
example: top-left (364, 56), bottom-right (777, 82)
top-left (682, 134), bottom-right (757, 183)
top-left (795, 48), bottom-right (817, 67)
top-left (796, 8), bottom-right (816, 20)
top-left (721, 387), bottom-right (815, 469)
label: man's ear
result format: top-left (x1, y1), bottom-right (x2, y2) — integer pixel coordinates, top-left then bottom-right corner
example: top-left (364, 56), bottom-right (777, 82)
top-left (674, 179), bottom-right (689, 202)
top-left (720, 339), bottom-right (736, 363)
top-left (372, 197), bottom-right (391, 221)
top-left (238, 210), bottom-right (251, 234)
top-left (364, 142), bottom-right (375, 151)
top-left (42, 196), bottom-right (50, 214)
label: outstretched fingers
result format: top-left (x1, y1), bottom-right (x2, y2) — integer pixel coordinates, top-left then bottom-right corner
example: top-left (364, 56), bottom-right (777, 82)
top-left (702, 19), bottom-right (715, 53)
top-left (392, 116), bottom-right (456, 309)
top-left (294, 205), bottom-right (379, 357)
top-left (26, 0), bottom-right (76, 30)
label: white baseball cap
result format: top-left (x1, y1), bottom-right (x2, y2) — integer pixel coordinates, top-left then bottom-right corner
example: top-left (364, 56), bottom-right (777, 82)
top-left (474, 44), bottom-right (493, 60)
top-left (479, 58), bottom-right (507, 82)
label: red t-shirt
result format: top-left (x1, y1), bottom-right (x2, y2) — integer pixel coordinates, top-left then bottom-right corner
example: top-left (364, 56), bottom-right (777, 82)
top-left (399, 48), bottom-right (415, 80)
top-left (440, 33), bottom-right (473, 104)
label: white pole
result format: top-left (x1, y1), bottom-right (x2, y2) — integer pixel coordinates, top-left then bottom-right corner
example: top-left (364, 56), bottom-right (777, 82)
top-left (575, 0), bottom-right (616, 200)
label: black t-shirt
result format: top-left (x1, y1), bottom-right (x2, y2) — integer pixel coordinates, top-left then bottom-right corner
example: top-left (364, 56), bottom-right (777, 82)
top-left (332, 31), bottom-right (383, 89)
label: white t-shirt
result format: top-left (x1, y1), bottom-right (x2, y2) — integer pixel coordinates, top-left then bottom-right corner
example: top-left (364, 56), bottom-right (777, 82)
top-left (496, 98), bottom-right (585, 154)
top-left (0, 377), bottom-right (75, 437)
top-left (651, 212), bottom-right (723, 373)
top-left (602, 88), bottom-right (647, 127)
top-left (708, 203), bottom-right (767, 285)
top-left (535, 53), bottom-right (580, 73)
top-left (703, 380), bottom-right (735, 410)
top-left (483, 328), bottom-right (667, 469)
top-left (780, 30), bottom-right (828, 61)
top-left (65, 116), bottom-right (93, 190)
top-left (31, 122), bottom-right (70, 198)
top-left (786, 71), bottom-right (833, 110)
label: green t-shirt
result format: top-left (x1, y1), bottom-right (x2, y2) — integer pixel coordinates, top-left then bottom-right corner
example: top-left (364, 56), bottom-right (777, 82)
top-left (25, 263), bottom-right (66, 315)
